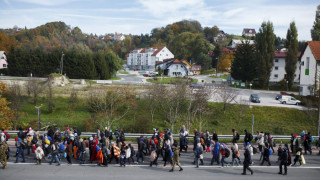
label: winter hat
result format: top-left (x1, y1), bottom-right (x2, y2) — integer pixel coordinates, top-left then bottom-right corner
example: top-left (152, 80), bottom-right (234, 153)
top-left (105, 127), bottom-right (108, 130)
top-left (18, 138), bottom-right (21, 141)
top-left (89, 137), bottom-right (93, 141)
top-left (29, 127), bottom-right (32, 131)
top-left (159, 133), bottom-right (163, 137)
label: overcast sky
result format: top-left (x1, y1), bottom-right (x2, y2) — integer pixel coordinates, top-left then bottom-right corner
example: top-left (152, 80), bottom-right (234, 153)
top-left (0, 0), bottom-right (318, 40)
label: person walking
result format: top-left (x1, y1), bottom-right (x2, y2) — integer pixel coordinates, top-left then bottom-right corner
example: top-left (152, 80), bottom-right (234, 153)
top-left (66, 140), bottom-right (73, 164)
top-left (261, 144), bottom-right (271, 166)
top-left (292, 147), bottom-right (303, 166)
top-left (194, 143), bottom-right (201, 168)
top-left (15, 138), bottom-right (26, 163)
top-left (278, 146), bottom-right (288, 175)
top-left (49, 141), bottom-right (60, 166)
top-left (232, 129), bottom-right (239, 144)
top-left (244, 130), bottom-right (253, 149)
top-left (242, 147), bottom-right (253, 175)
top-left (0, 136), bottom-right (8, 169)
top-left (211, 140), bottom-right (220, 165)
top-left (35, 144), bottom-right (44, 165)
top-left (169, 144), bottom-right (183, 172)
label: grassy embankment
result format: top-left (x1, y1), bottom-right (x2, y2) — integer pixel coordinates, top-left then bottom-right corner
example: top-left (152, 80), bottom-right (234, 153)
top-left (16, 96), bottom-right (316, 136)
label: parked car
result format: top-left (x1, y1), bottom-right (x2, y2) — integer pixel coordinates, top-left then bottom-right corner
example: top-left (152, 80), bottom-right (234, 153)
top-left (279, 95), bottom-right (301, 105)
top-left (275, 94), bottom-right (282, 100)
top-left (133, 68), bottom-right (139, 71)
top-left (249, 94), bottom-right (261, 103)
top-left (143, 73), bottom-right (152, 77)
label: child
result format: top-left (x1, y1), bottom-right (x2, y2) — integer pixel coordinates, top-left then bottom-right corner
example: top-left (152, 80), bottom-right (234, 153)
top-left (35, 144), bottom-right (44, 165)
top-left (231, 147), bottom-right (239, 166)
top-left (292, 148), bottom-right (302, 166)
top-left (120, 149), bottom-right (126, 167)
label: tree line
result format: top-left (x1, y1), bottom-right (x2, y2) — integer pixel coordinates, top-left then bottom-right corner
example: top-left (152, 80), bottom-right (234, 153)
top-left (5, 45), bottom-right (122, 79)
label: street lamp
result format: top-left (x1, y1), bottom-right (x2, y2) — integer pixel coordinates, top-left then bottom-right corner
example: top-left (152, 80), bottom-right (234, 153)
top-left (286, 81), bottom-right (288, 91)
top-left (60, 52), bottom-right (64, 75)
top-left (249, 83), bottom-right (252, 109)
top-left (249, 83), bottom-right (252, 91)
top-left (35, 104), bottom-right (43, 130)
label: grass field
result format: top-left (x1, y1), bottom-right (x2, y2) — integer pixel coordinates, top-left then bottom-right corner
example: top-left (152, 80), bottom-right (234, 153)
top-left (209, 74), bottom-right (229, 80)
top-left (15, 95), bottom-right (316, 135)
top-left (118, 71), bottom-right (129, 74)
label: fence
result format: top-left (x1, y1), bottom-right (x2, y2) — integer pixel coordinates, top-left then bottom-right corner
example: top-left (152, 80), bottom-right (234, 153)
top-left (6, 131), bottom-right (318, 140)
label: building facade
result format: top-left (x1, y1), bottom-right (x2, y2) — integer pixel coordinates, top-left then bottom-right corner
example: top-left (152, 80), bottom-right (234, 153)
top-left (0, 51), bottom-right (7, 69)
top-left (269, 51), bottom-right (300, 84)
top-left (127, 46), bottom-right (174, 70)
top-left (299, 41), bottom-right (320, 96)
top-left (155, 59), bottom-right (191, 77)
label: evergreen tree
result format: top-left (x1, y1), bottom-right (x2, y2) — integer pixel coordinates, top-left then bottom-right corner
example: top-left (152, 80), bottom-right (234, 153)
top-left (311, 5), bottom-right (320, 41)
top-left (285, 21), bottom-right (298, 90)
top-left (255, 21), bottom-right (275, 88)
top-left (231, 41), bottom-right (257, 82)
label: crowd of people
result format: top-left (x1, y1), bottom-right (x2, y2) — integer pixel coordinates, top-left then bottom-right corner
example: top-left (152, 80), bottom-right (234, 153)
top-left (0, 126), bottom-right (319, 175)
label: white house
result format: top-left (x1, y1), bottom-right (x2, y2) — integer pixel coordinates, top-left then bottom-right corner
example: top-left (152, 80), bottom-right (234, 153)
top-left (127, 46), bottom-right (174, 70)
top-left (269, 51), bottom-right (300, 84)
top-left (155, 59), bottom-right (191, 77)
top-left (112, 34), bottom-right (125, 41)
top-left (0, 51), bottom-right (8, 69)
top-left (229, 39), bottom-right (254, 49)
top-left (299, 41), bottom-right (320, 96)
top-left (242, 28), bottom-right (256, 37)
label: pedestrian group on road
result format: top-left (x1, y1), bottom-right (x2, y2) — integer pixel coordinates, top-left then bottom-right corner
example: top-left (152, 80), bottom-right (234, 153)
top-left (0, 126), bottom-right (319, 176)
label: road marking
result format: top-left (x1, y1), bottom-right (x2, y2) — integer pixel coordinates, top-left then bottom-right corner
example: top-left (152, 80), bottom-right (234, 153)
top-left (6, 162), bottom-right (320, 169)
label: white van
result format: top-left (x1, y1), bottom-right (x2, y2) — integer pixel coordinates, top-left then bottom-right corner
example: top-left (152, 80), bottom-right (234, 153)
top-left (279, 95), bottom-right (301, 105)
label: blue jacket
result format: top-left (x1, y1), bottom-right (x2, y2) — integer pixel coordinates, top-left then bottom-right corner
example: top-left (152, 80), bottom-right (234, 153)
top-left (213, 141), bottom-right (220, 155)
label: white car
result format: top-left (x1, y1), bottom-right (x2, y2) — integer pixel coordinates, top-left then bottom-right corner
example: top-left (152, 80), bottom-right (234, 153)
top-left (279, 95), bottom-right (301, 105)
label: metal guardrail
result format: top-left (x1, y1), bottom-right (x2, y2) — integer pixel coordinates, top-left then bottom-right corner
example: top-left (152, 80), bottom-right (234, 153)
top-left (6, 131), bottom-right (319, 140)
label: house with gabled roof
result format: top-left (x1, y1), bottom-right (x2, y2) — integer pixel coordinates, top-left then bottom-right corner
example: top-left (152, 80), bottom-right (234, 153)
top-left (270, 51), bottom-right (301, 84)
top-left (299, 41), bottom-right (320, 96)
top-left (242, 28), bottom-right (256, 37)
top-left (0, 51), bottom-right (8, 69)
top-left (127, 46), bottom-right (174, 70)
top-left (155, 58), bottom-right (191, 77)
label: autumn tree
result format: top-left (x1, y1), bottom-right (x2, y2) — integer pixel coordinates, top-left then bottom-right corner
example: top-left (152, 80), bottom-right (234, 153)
top-left (192, 87), bottom-right (212, 132)
top-left (0, 82), bottom-right (14, 129)
top-left (311, 5), bottom-right (320, 41)
top-left (218, 50), bottom-right (234, 72)
top-left (256, 21), bottom-right (275, 88)
top-left (0, 31), bottom-right (15, 53)
top-left (285, 21), bottom-right (298, 90)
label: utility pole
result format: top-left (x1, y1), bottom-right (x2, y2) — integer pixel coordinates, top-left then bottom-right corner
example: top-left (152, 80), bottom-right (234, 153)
top-left (252, 114), bottom-right (254, 134)
top-left (60, 52), bottom-right (64, 75)
top-left (35, 104), bottom-right (43, 130)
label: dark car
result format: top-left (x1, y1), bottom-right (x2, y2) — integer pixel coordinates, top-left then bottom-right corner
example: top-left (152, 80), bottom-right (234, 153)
top-left (249, 94), bottom-right (261, 103)
top-left (275, 94), bottom-right (282, 100)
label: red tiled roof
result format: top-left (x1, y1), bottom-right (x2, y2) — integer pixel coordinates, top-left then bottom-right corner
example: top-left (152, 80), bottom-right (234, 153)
top-left (155, 61), bottom-right (162, 65)
top-left (140, 48), bottom-right (146, 53)
top-left (307, 41), bottom-right (320, 60)
top-left (163, 58), bottom-right (172, 62)
top-left (274, 51), bottom-right (302, 58)
top-left (151, 47), bottom-right (165, 56)
top-left (173, 59), bottom-right (181, 63)
top-left (243, 28), bottom-right (256, 34)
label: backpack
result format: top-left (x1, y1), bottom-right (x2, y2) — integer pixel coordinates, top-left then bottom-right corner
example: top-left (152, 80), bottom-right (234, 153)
top-left (200, 138), bottom-right (205, 145)
top-left (225, 148), bottom-right (230, 158)
top-left (131, 147), bottom-right (136, 156)
top-left (253, 146), bottom-right (257, 154)
top-left (168, 148), bottom-right (173, 157)
top-left (310, 136), bottom-right (314, 143)
top-left (236, 133), bottom-right (240, 140)
top-left (269, 148), bottom-right (272, 155)
top-left (59, 143), bottom-right (65, 152)
top-left (20, 141), bottom-right (26, 149)
top-left (4, 132), bottom-right (10, 141)
top-left (248, 133), bottom-right (253, 141)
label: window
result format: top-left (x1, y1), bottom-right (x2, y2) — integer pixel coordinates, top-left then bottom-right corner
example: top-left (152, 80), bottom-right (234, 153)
top-left (306, 57), bottom-right (310, 75)
top-left (275, 66), bottom-right (278, 70)
top-left (175, 65), bottom-right (178, 70)
top-left (274, 74), bottom-right (278, 78)
top-left (275, 59), bottom-right (279, 62)
top-left (3, 64), bottom-right (7, 68)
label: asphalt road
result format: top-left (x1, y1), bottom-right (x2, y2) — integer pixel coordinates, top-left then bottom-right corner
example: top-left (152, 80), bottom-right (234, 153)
top-left (2, 146), bottom-right (320, 180)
